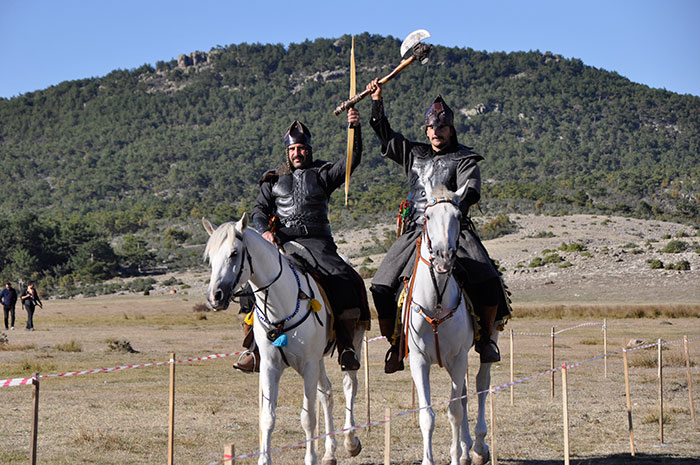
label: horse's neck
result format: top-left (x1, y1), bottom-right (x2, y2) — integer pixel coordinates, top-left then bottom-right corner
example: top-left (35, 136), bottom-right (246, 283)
top-left (412, 239), bottom-right (460, 310)
top-left (243, 230), bottom-right (300, 316)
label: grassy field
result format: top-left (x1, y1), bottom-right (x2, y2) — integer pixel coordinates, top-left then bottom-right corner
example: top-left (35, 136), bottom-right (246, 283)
top-left (1, 294), bottom-right (699, 464)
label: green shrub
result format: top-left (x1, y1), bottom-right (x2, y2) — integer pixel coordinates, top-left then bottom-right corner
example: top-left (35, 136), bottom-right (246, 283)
top-left (528, 257), bottom-right (545, 268)
top-left (558, 242), bottom-right (587, 252)
top-left (544, 253), bottom-right (564, 264)
top-left (107, 339), bottom-right (138, 353)
top-left (662, 240), bottom-right (688, 253)
top-left (478, 214), bottom-right (519, 240)
top-left (665, 260), bottom-right (690, 271)
top-left (358, 266), bottom-right (376, 279)
top-left (647, 259), bottom-right (664, 269)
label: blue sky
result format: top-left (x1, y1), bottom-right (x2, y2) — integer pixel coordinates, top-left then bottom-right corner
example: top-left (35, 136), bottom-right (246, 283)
top-left (1, 0), bottom-right (699, 99)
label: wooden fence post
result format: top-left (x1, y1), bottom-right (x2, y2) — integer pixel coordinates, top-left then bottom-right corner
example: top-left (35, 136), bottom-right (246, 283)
top-left (314, 398), bottom-right (320, 454)
top-left (657, 339), bottom-right (664, 444)
top-left (384, 407), bottom-right (391, 465)
top-left (168, 353), bottom-right (176, 465)
top-left (622, 348), bottom-right (635, 456)
top-left (412, 381), bottom-right (416, 425)
top-left (551, 327), bottom-right (555, 398)
top-left (510, 328), bottom-right (514, 406)
top-left (364, 336), bottom-right (371, 433)
top-left (561, 364), bottom-right (570, 465)
top-left (490, 386), bottom-right (498, 465)
top-left (30, 373), bottom-right (39, 465)
top-left (224, 444), bottom-right (235, 465)
top-left (684, 336), bottom-right (696, 428)
top-left (603, 319), bottom-right (608, 378)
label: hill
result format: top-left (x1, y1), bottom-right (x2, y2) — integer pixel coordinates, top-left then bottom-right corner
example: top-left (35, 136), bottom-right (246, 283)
top-left (0, 33), bottom-right (698, 288)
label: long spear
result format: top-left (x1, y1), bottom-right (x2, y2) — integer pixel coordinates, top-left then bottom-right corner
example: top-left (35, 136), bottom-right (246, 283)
top-left (344, 36), bottom-right (356, 205)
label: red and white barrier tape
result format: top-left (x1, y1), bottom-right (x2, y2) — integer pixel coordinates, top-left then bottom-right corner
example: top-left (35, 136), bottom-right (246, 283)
top-left (0, 351), bottom-right (245, 388)
top-left (514, 321), bottom-right (603, 336)
top-left (205, 334), bottom-right (698, 465)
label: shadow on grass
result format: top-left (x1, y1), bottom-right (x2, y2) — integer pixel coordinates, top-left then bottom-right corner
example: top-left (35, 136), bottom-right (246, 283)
top-left (359, 453), bottom-right (700, 465)
top-left (497, 453), bottom-right (700, 465)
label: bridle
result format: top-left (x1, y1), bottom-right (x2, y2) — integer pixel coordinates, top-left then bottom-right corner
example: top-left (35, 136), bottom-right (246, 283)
top-left (419, 196), bottom-right (461, 307)
top-left (403, 195), bottom-right (464, 367)
top-left (225, 229), bottom-right (322, 365)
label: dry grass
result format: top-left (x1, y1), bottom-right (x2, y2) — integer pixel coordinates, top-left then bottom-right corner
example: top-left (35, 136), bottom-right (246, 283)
top-left (513, 303), bottom-right (700, 319)
top-left (0, 294), bottom-right (699, 465)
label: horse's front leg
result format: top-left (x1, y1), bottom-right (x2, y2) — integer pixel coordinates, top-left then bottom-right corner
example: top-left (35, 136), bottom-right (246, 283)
top-left (316, 360), bottom-right (338, 465)
top-left (259, 364), bottom-right (283, 465)
top-left (445, 352), bottom-right (468, 465)
top-left (300, 361), bottom-right (321, 465)
top-left (471, 360), bottom-right (492, 465)
top-left (410, 352), bottom-right (435, 465)
top-left (341, 366), bottom-right (362, 457)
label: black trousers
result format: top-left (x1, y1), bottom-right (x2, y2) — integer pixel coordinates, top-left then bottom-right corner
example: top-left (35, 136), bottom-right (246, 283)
top-left (25, 305), bottom-right (35, 330)
top-left (3, 305), bottom-right (15, 329)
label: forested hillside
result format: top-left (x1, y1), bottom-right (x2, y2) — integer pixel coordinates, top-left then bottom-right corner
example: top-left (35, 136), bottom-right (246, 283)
top-left (1, 33), bottom-right (698, 289)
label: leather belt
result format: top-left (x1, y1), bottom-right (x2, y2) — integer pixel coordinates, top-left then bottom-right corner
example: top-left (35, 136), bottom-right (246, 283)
top-left (279, 224), bottom-right (331, 237)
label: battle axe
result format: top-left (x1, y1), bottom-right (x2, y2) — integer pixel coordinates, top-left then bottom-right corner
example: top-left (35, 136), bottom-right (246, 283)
top-left (334, 29), bottom-right (432, 115)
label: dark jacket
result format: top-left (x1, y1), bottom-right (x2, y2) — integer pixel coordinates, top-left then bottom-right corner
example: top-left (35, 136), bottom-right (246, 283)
top-left (21, 288), bottom-right (42, 310)
top-left (370, 99), bottom-right (482, 228)
top-left (0, 287), bottom-right (17, 307)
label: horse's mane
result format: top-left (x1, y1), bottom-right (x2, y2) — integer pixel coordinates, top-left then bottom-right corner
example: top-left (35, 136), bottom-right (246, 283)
top-left (430, 184), bottom-right (454, 199)
top-left (203, 222), bottom-right (236, 259)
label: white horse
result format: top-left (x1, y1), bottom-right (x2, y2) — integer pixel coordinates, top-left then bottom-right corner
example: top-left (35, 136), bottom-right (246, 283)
top-left (203, 214), bottom-right (363, 465)
top-left (402, 184), bottom-right (495, 465)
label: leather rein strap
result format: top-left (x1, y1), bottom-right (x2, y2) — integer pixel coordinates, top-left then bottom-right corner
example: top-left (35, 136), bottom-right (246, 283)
top-left (404, 197), bottom-right (462, 368)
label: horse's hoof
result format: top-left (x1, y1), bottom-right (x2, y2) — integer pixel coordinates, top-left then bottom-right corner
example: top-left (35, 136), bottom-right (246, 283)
top-left (321, 459), bottom-right (337, 465)
top-left (345, 438), bottom-right (362, 457)
top-left (471, 450), bottom-right (490, 465)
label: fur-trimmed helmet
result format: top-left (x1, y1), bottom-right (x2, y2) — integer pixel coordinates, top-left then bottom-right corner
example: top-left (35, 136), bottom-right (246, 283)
top-left (424, 95), bottom-right (454, 128)
top-left (284, 120), bottom-right (312, 147)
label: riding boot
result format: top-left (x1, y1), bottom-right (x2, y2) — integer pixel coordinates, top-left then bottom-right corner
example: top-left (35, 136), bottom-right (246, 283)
top-left (378, 318), bottom-right (404, 374)
top-left (474, 305), bottom-right (500, 363)
top-left (372, 283), bottom-right (405, 374)
top-left (335, 308), bottom-right (361, 371)
top-left (233, 321), bottom-right (260, 373)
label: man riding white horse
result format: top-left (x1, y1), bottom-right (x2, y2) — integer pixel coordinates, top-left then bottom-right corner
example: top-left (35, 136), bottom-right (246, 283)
top-left (365, 79), bottom-right (512, 372)
top-left (236, 109), bottom-right (370, 372)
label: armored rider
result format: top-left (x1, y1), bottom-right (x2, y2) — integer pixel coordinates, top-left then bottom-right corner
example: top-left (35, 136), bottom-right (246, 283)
top-left (235, 108), bottom-right (368, 373)
top-left (365, 79), bottom-right (511, 372)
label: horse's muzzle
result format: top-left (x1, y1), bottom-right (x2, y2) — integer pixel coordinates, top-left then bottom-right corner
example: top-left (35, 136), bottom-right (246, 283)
top-left (432, 248), bottom-right (456, 274)
top-left (208, 287), bottom-right (231, 311)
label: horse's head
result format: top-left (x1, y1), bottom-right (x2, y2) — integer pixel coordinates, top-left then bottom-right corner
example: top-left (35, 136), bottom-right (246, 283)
top-left (202, 213), bottom-right (250, 310)
top-left (422, 183), bottom-right (467, 274)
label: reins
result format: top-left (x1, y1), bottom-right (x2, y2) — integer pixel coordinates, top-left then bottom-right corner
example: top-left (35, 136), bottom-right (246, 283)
top-left (404, 196), bottom-right (463, 368)
top-left (230, 231), bottom-right (323, 366)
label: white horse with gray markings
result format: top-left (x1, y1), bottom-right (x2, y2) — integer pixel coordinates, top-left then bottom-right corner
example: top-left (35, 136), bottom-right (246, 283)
top-left (203, 214), bottom-right (363, 465)
top-left (401, 184), bottom-right (494, 465)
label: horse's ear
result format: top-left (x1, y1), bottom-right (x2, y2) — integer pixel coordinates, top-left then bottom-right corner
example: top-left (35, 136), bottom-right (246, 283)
top-left (237, 212), bottom-right (249, 231)
top-left (424, 181), bottom-right (433, 200)
top-left (202, 218), bottom-right (215, 236)
top-left (454, 184), bottom-right (468, 202)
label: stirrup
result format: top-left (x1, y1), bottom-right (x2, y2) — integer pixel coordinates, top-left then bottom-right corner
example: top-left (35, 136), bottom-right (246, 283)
top-left (233, 350), bottom-right (259, 373)
top-left (384, 346), bottom-right (404, 374)
top-left (476, 339), bottom-right (501, 363)
top-left (339, 348), bottom-right (360, 371)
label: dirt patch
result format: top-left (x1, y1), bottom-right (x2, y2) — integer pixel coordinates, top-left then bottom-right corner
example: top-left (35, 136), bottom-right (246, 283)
top-left (335, 214), bottom-right (700, 306)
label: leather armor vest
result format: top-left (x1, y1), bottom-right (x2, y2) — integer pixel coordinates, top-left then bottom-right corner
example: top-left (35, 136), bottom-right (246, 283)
top-left (407, 149), bottom-right (477, 225)
top-left (271, 168), bottom-right (329, 228)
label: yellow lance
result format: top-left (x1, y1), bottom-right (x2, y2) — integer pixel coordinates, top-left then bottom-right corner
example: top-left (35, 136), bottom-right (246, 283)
top-left (344, 35), bottom-right (356, 205)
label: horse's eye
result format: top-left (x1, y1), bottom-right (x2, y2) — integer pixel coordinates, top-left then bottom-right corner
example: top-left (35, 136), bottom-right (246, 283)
top-left (230, 250), bottom-right (238, 258)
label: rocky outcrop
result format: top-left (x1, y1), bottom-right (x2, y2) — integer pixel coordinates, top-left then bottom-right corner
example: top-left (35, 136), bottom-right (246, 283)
top-left (177, 51), bottom-right (209, 69)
